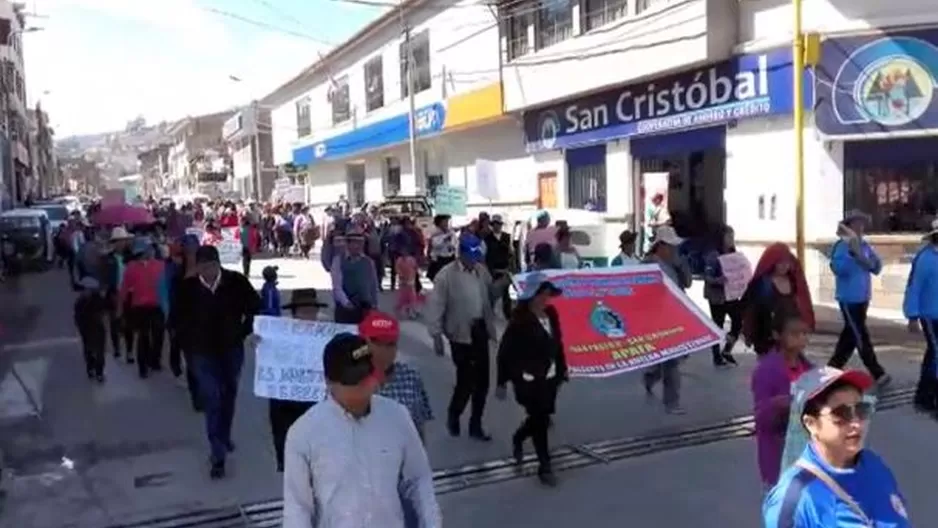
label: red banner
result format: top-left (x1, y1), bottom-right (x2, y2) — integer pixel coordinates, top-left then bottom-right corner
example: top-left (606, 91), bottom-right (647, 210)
top-left (515, 266), bottom-right (723, 377)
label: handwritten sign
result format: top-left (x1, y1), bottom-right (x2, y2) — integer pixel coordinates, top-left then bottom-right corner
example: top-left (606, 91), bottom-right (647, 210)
top-left (252, 316), bottom-right (356, 402)
top-left (217, 227), bottom-right (242, 266)
top-left (434, 185), bottom-right (467, 216)
top-left (718, 252), bottom-right (753, 301)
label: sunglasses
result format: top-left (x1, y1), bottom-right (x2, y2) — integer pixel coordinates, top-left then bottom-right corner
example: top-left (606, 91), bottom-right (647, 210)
top-left (821, 401), bottom-right (873, 423)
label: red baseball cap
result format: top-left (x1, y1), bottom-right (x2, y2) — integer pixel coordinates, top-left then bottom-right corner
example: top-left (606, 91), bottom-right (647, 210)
top-left (359, 311), bottom-right (400, 343)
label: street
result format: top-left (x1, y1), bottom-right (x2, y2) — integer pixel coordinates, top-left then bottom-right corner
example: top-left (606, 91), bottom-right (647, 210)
top-left (0, 258), bottom-right (934, 528)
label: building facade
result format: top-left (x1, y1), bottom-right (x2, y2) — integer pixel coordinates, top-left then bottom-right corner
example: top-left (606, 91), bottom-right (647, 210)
top-left (223, 102), bottom-right (276, 200)
top-left (137, 144), bottom-right (170, 198)
top-left (265, 0), bottom-right (528, 217)
top-left (0, 0), bottom-right (31, 208)
top-left (166, 111), bottom-right (232, 196)
top-left (27, 104), bottom-right (57, 198)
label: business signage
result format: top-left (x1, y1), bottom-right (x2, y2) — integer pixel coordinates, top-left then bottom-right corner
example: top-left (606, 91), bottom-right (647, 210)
top-left (524, 48), bottom-right (808, 152)
top-left (292, 103), bottom-right (446, 165)
top-left (815, 29), bottom-right (938, 137)
top-left (223, 113), bottom-right (243, 139)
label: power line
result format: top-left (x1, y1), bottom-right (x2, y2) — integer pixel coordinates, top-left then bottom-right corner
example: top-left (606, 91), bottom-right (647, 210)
top-left (201, 6), bottom-right (335, 46)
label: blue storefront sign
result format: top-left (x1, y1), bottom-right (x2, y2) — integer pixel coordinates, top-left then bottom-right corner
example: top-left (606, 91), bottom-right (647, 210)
top-left (524, 48), bottom-right (808, 152)
top-left (815, 29), bottom-right (938, 137)
top-left (293, 102), bottom-right (446, 165)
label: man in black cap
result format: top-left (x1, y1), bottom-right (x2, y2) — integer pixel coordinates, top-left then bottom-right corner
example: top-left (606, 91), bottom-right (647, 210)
top-left (282, 333), bottom-right (440, 528)
top-left (170, 245), bottom-right (261, 479)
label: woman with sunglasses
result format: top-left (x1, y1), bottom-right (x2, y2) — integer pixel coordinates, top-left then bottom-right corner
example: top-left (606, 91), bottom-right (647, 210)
top-left (763, 367), bottom-right (910, 527)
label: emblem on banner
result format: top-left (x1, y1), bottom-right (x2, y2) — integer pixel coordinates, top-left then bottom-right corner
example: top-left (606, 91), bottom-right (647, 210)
top-left (590, 301), bottom-right (626, 339)
top-left (855, 56), bottom-right (933, 126)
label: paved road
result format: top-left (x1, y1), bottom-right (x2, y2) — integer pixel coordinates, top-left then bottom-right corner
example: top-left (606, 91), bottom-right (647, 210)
top-left (0, 257), bottom-right (930, 527)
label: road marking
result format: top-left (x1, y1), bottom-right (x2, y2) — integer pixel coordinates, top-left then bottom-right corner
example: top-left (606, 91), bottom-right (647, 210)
top-left (2, 337), bottom-right (80, 351)
top-left (0, 358), bottom-right (47, 420)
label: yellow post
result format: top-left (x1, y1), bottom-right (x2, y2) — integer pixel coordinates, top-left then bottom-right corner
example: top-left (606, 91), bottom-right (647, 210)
top-left (793, 0), bottom-right (806, 265)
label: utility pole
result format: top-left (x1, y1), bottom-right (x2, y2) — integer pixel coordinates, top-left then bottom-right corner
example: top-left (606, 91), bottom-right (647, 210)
top-left (400, 6), bottom-right (418, 193)
top-left (251, 101), bottom-right (262, 201)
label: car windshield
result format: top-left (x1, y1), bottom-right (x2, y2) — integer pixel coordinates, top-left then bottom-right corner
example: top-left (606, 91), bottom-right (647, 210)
top-left (35, 205), bottom-right (68, 221)
top-left (0, 216), bottom-right (40, 229)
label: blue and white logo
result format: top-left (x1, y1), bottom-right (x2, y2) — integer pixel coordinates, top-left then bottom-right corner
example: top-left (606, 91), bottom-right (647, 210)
top-left (314, 143), bottom-right (327, 158)
top-left (828, 35), bottom-right (938, 129)
top-left (415, 106), bottom-right (440, 134)
top-left (537, 110), bottom-right (560, 150)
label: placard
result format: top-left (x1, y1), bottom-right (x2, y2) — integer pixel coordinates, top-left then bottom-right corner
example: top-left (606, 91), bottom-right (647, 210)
top-left (718, 252), bottom-right (753, 301)
top-left (434, 185), bottom-right (467, 216)
top-left (252, 316), bottom-right (356, 402)
top-left (216, 227), bottom-right (242, 266)
top-left (474, 159), bottom-right (498, 201)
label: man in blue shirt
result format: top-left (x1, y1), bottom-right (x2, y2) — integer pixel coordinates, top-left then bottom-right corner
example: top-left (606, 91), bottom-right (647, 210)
top-left (903, 219), bottom-right (938, 416)
top-left (763, 367), bottom-right (910, 527)
top-left (828, 210), bottom-right (890, 387)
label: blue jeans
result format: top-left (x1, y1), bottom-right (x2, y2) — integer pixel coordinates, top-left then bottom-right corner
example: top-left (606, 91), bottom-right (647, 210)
top-left (191, 347), bottom-right (244, 464)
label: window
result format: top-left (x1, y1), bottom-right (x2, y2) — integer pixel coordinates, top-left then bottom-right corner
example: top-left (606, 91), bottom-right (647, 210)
top-left (400, 31), bottom-right (431, 98)
top-left (505, 7), bottom-right (531, 60)
top-left (636, 0), bottom-right (669, 13)
top-left (582, 0), bottom-right (628, 31)
top-left (385, 156), bottom-right (401, 196)
top-left (331, 76), bottom-right (351, 125)
top-left (568, 164), bottom-right (607, 211)
top-left (536, 0), bottom-right (573, 49)
top-left (364, 56), bottom-right (384, 112)
top-left (295, 97), bottom-right (311, 138)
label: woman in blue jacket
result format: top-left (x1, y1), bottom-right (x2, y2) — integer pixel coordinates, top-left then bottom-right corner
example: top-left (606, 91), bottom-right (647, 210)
top-left (903, 219), bottom-right (938, 416)
top-left (828, 210), bottom-right (889, 386)
top-left (763, 367), bottom-right (910, 527)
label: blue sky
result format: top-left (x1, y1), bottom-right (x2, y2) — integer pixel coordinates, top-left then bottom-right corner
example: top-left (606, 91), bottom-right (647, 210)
top-left (23, 0), bottom-right (389, 137)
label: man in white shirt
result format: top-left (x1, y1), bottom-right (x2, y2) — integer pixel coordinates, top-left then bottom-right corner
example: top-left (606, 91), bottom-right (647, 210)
top-left (282, 333), bottom-right (441, 528)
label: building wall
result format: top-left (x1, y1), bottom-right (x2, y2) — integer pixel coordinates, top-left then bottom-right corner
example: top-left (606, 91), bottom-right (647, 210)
top-left (501, 0), bottom-right (739, 112)
top-left (269, 0), bottom-right (501, 169)
top-left (738, 0), bottom-right (938, 51)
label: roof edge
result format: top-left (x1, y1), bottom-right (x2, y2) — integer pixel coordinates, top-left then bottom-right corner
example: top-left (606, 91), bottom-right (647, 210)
top-left (261, 0), bottom-right (425, 107)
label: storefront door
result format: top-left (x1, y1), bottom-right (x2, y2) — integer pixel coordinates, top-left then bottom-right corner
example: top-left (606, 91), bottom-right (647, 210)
top-left (537, 171), bottom-right (557, 208)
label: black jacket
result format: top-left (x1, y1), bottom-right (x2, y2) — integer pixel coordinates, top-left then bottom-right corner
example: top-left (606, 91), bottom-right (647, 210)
top-left (496, 305), bottom-right (568, 387)
top-left (170, 269), bottom-right (260, 356)
top-left (484, 231), bottom-right (512, 272)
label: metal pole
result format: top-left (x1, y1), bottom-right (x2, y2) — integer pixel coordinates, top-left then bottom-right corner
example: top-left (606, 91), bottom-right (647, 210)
top-left (401, 13), bottom-right (418, 193)
top-left (793, 0), bottom-right (806, 265)
top-left (251, 102), bottom-right (262, 201)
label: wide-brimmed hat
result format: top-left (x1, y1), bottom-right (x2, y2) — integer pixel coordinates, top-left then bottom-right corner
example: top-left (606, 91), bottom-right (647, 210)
top-left (282, 288), bottom-right (328, 311)
top-left (517, 272), bottom-right (563, 301)
top-left (110, 226), bottom-right (132, 241)
top-left (842, 209), bottom-right (871, 225)
top-left (618, 229), bottom-right (637, 248)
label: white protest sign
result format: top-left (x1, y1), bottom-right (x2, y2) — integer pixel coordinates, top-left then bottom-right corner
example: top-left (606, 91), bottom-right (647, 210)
top-left (217, 227), bottom-right (242, 266)
top-left (474, 159), bottom-right (498, 201)
top-left (718, 252), bottom-right (753, 301)
top-left (252, 316), bottom-right (357, 402)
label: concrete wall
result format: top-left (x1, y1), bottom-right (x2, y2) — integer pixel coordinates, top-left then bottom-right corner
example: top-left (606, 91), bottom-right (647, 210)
top-left (500, 0), bottom-right (738, 112)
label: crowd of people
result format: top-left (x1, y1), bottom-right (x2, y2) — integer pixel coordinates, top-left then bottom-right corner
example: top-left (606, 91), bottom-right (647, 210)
top-left (49, 193), bottom-right (938, 527)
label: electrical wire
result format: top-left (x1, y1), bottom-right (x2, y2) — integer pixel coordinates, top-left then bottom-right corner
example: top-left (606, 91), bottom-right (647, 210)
top-left (201, 6), bottom-right (336, 46)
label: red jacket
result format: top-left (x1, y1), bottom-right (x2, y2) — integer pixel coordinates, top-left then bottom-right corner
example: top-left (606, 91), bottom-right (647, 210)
top-left (219, 213), bottom-right (239, 229)
top-left (120, 259), bottom-right (165, 308)
top-left (240, 226), bottom-right (261, 253)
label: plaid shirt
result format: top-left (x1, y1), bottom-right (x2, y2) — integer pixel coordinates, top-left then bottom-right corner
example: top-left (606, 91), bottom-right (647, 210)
top-left (378, 362), bottom-right (434, 428)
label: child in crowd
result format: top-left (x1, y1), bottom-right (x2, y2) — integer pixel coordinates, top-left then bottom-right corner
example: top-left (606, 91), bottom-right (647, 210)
top-left (750, 308), bottom-right (813, 491)
top-left (394, 247), bottom-right (422, 319)
top-left (260, 265), bottom-right (282, 316)
top-left (74, 276), bottom-right (109, 383)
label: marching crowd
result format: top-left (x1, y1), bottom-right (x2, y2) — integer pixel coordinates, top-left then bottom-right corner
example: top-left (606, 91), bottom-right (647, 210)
top-left (52, 194), bottom-right (938, 527)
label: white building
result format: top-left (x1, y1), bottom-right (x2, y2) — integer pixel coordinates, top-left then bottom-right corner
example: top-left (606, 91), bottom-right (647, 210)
top-left (265, 0), bottom-right (938, 311)
top-left (223, 103), bottom-right (276, 200)
top-left (0, 0), bottom-right (33, 207)
top-left (264, 0), bottom-right (534, 219)
top-left (499, 0), bottom-right (938, 310)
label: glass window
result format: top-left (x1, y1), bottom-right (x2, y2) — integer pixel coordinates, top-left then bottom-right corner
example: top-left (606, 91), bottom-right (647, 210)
top-left (364, 56), bottom-right (384, 112)
top-left (36, 205), bottom-right (68, 221)
top-left (636, 0), bottom-right (669, 14)
top-left (505, 6), bottom-right (530, 61)
top-left (844, 164), bottom-right (938, 233)
top-left (567, 164), bottom-right (607, 211)
top-left (400, 31), bottom-right (431, 98)
top-left (536, 0), bottom-right (573, 50)
top-left (331, 76), bottom-right (351, 125)
top-left (582, 0), bottom-right (629, 31)
top-left (295, 97), bottom-right (311, 138)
